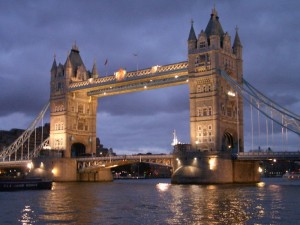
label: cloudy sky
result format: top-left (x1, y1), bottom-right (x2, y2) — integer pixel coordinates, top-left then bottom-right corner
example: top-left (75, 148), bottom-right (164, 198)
top-left (0, 0), bottom-right (299, 154)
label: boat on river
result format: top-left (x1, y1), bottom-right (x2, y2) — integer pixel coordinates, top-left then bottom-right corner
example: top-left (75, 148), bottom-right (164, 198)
top-left (282, 172), bottom-right (300, 180)
top-left (0, 177), bottom-right (52, 191)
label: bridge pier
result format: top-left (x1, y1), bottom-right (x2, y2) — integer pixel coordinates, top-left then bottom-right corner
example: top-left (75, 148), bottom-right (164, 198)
top-left (171, 151), bottom-right (260, 184)
top-left (77, 168), bottom-right (113, 182)
top-left (32, 158), bottom-right (113, 182)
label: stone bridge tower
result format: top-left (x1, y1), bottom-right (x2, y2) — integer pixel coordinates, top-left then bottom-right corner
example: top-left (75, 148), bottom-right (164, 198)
top-left (188, 8), bottom-right (244, 153)
top-left (50, 45), bottom-right (98, 157)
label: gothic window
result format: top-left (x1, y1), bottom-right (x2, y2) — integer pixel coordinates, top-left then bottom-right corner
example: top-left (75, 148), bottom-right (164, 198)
top-left (198, 126), bottom-right (202, 131)
top-left (203, 85), bottom-right (206, 92)
top-left (199, 41), bottom-right (205, 48)
top-left (227, 108), bottom-right (232, 117)
top-left (203, 108), bottom-right (207, 116)
top-left (208, 85), bottom-right (211, 92)
top-left (78, 104), bottom-right (84, 114)
top-left (197, 85), bottom-right (202, 93)
top-left (203, 129), bottom-right (207, 136)
top-left (197, 108), bottom-right (202, 117)
top-left (78, 122), bottom-right (84, 131)
top-left (208, 107), bottom-right (212, 116)
top-left (208, 125), bottom-right (212, 130)
top-left (222, 105), bottom-right (226, 116)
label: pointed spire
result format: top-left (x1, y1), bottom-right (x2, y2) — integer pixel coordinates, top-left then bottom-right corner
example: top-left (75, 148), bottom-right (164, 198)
top-left (188, 19), bottom-right (197, 41)
top-left (51, 53), bottom-right (57, 72)
top-left (92, 59), bottom-right (99, 78)
top-left (171, 130), bottom-right (179, 146)
top-left (233, 26), bottom-right (242, 47)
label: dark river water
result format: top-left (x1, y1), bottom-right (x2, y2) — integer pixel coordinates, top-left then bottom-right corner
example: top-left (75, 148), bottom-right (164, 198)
top-left (1, 178), bottom-right (300, 225)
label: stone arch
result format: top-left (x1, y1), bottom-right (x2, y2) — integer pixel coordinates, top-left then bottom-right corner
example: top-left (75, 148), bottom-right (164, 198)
top-left (71, 143), bottom-right (86, 157)
top-left (221, 131), bottom-right (234, 151)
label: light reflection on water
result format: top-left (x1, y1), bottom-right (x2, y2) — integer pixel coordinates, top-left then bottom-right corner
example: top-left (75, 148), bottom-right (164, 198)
top-left (0, 178), bottom-right (299, 224)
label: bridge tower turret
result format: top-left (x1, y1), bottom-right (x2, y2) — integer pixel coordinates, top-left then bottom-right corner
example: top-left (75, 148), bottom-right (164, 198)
top-left (188, 7), bottom-right (244, 153)
top-left (49, 44), bottom-right (98, 157)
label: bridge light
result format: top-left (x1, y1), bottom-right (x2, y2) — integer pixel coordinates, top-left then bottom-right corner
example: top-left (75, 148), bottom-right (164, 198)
top-left (209, 157), bottom-right (216, 170)
top-left (227, 91), bottom-right (236, 97)
top-left (144, 85), bottom-right (147, 89)
top-left (273, 159), bottom-right (276, 163)
top-left (51, 167), bottom-right (58, 176)
top-left (186, 79), bottom-right (189, 82)
top-left (175, 75), bottom-right (178, 79)
top-left (258, 167), bottom-right (263, 173)
top-left (27, 162), bottom-right (33, 170)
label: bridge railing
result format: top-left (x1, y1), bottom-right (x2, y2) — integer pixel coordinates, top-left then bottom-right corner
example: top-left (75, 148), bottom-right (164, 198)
top-left (76, 154), bottom-right (173, 172)
top-left (236, 151), bottom-right (300, 160)
top-left (68, 61), bottom-right (188, 90)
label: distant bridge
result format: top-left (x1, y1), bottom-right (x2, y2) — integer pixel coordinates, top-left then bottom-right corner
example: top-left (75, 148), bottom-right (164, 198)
top-left (76, 154), bottom-right (173, 173)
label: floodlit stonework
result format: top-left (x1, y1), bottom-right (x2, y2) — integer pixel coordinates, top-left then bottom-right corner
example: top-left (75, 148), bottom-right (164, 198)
top-left (188, 8), bottom-right (244, 152)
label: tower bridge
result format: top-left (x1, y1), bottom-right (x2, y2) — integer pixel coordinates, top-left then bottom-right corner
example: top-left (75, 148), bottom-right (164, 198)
top-left (0, 7), bottom-right (299, 184)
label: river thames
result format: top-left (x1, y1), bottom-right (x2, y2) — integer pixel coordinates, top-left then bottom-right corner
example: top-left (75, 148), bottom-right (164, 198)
top-left (1, 178), bottom-right (299, 224)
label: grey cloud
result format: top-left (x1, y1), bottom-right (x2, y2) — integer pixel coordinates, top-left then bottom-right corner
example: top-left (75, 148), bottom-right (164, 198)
top-left (0, 0), bottom-right (299, 152)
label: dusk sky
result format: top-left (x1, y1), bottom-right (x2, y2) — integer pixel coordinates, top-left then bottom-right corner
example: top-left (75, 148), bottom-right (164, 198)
top-left (0, 0), bottom-right (299, 154)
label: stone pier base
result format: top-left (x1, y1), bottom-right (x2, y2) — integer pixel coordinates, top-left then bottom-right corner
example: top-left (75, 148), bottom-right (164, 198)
top-left (32, 158), bottom-right (113, 182)
top-left (171, 151), bottom-right (260, 184)
top-left (78, 168), bottom-right (113, 182)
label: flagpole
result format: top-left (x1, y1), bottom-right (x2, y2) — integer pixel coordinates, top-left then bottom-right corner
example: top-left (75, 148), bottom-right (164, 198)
top-left (104, 59), bottom-right (108, 76)
top-left (133, 53), bottom-right (138, 73)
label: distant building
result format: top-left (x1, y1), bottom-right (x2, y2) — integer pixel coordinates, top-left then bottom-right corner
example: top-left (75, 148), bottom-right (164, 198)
top-left (96, 138), bottom-right (115, 157)
top-left (0, 124), bottom-right (50, 160)
top-left (0, 124), bottom-right (113, 159)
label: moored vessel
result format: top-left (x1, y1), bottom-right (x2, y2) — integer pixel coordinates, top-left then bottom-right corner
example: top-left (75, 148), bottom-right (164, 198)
top-left (0, 177), bottom-right (52, 191)
top-left (282, 171), bottom-right (300, 180)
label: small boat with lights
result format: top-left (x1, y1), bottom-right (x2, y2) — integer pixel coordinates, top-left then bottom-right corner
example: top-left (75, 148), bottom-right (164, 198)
top-left (0, 177), bottom-right (52, 191)
top-left (282, 172), bottom-right (300, 180)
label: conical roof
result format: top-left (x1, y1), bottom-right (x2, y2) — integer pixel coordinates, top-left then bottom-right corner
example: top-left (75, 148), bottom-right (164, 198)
top-left (204, 7), bottom-right (224, 37)
top-left (65, 44), bottom-right (85, 69)
top-left (51, 55), bottom-right (57, 72)
top-left (188, 20), bottom-right (197, 41)
top-left (233, 28), bottom-right (242, 48)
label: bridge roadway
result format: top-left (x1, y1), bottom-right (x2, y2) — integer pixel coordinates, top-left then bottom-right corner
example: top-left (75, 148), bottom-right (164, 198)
top-left (1, 152), bottom-right (300, 171)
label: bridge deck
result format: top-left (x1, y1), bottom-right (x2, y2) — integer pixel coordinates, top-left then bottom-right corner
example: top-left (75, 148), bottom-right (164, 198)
top-left (68, 61), bottom-right (188, 97)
